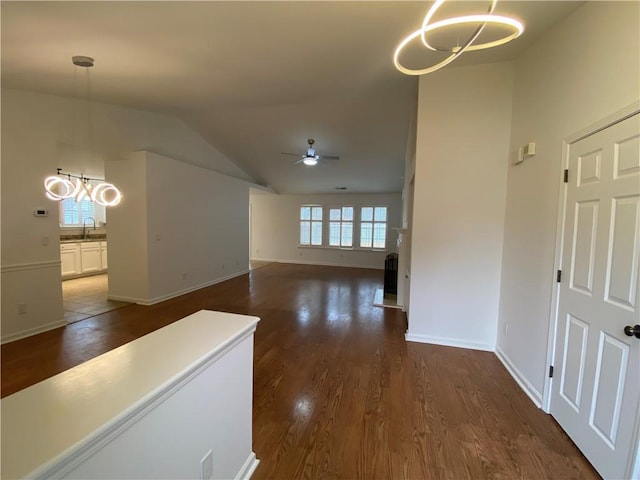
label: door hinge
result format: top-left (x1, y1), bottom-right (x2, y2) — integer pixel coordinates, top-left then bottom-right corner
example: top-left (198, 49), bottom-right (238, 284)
top-left (564, 169), bottom-right (569, 183)
top-left (549, 365), bottom-right (554, 378)
top-left (557, 270), bottom-right (562, 283)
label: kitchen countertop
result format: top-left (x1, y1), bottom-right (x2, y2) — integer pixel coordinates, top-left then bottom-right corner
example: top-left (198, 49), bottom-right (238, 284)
top-left (60, 235), bottom-right (107, 244)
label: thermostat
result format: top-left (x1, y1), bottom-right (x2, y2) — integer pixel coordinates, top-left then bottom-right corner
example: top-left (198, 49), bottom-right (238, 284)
top-left (33, 209), bottom-right (49, 217)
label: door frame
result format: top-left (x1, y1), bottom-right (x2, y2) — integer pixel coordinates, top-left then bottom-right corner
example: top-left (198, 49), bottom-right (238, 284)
top-left (543, 100), bottom-right (640, 475)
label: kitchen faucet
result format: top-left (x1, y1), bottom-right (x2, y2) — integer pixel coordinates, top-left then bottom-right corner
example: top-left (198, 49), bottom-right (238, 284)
top-left (82, 217), bottom-right (96, 239)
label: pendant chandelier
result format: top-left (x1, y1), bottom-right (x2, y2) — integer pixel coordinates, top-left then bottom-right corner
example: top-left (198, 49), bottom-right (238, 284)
top-left (393, 0), bottom-right (524, 76)
top-left (44, 56), bottom-right (122, 207)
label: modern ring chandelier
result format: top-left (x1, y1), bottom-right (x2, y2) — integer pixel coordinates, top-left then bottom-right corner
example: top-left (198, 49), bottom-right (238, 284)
top-left (45, 169), bottom-right (122, 207)
top-left (393, 0), bottom-right (524, 76)
top-left (44, 56), bottom-right (122, 207)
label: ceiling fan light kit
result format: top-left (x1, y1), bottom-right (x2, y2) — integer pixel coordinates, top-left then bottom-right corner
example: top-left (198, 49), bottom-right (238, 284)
top-left (282, 138), bottom-right (340, 166)
top-left (393, 0), bottom-right (524, 76)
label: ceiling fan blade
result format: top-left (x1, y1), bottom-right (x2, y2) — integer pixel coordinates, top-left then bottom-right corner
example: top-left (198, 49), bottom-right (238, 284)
top-left (318, 154), bottom-right (340, 160)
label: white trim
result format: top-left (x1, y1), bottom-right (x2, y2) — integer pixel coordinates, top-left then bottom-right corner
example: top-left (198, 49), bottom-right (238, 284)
top-left (62, 270), bottom-right (108, 281)
top-left (626, 391), bottom-right (640, 479)
top-left (546, 101), bottom-right (640, 411)
top-left (286, 259), bottom-right (382, 270)
top-left (543, 139), bottom-right (571, 413)
top-left (250, 257), bottom-right (281, 263)
top-left (235, 452), bottom-right (260, 480)
top-left (1, 319), bottom-right (66, 345)
top-left (565, 100), bottom-right (640, 144)
top-left (298, 244), bottom-right (389, 254)
top-left (1, 260), bottom-right (61, 273)
top-left (108, 270), bottom-right (249, 306)
top-left (495, 346), bottom-right (543, 408)
top-left (632, 433), bottom-right (640, 480)
top-left (251, 258), bottom-right (382, 270)
top-left (28, 324), bottom-right (258, 479)
top-left (546, 102), bottom-right (640, 476)
top-left (405, 332), bottom-right (494, 352)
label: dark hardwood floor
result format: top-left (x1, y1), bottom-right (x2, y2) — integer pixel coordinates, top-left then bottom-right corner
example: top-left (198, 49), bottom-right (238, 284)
top-left (2, 263), bottom-right (599, 479)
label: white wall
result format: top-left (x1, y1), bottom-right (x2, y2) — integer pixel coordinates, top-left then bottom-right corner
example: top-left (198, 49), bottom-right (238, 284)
top-left (496, 1), bottom-right (640, 404)
top-left (407, 61), bottom-right (514, 352)
top-left (104, 152), bottom-right (150, 303)
top-left (396, 107), bottom-right (417, 310)
top-left (1, 88), bottom-right (253, 341)
top-left (250, 192), bottom-right (402, 269)
top-left (107, 151), bottom-right (249, 305)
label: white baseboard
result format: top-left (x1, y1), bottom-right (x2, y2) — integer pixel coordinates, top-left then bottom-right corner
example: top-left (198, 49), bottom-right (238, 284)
top-left (405, 332), bottom-right (494, 352)
top-left (235, 452), bottom-right (260, 480)
top-left (249, 257), bottom-right (279, 263)
top-left (495, 346), bottom-right (543, 408)
top-left (1, 319), bottom-right (66, 345)
top-left (108, 270), bottom-right (249, 306)
top-left (252, 258), bottom-right (382, 270)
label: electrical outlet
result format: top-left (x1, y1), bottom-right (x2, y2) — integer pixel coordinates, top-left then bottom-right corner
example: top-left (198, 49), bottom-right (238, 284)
top-left (221, 263), bottom-right (225, 270)
top-left (182, 272), bottom-right (188, 280)
top-left (17, 303), bottom-right (27, 315)
top-left (504, 323), bottom-right (509, 336)
top-left (200, 450), bottom-right (213, 480)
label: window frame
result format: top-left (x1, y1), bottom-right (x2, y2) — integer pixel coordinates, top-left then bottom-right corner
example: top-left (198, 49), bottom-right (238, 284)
top-left (59, 197), bottom-right (100, 228)
top-left (328, 205), bottom-right (355, 249)
top-left (297, 203), bottom-right (390, 252)
top-left (359, 205), bottom-right (388, 250)
top-left (299, 205), bottom-right (323, 246)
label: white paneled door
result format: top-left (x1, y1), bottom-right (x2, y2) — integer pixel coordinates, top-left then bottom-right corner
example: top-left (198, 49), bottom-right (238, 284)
top-left (551, 113), bottom-right (640, 479)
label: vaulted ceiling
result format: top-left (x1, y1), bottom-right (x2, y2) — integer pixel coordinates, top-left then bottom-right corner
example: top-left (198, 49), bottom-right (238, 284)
top-left (1, 1), bottom-right (583, 194)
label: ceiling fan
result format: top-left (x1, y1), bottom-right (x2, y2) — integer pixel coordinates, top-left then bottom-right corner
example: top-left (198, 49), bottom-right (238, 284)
top-left (281, 139), bottom-right (340, 166)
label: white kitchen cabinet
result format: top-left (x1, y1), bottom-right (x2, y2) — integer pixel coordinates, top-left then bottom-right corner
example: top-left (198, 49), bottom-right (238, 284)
top-left (100, 241), bottom-right (108, 270)
top-left (81, 242), bottom-right (102, 273)
top-left (61, 241), bottom-right (108, 278)
top-left (60, 243), bottom-right (81, 277)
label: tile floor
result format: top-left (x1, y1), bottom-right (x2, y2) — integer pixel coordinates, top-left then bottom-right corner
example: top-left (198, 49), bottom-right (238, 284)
top-left (62, 274), bottom-right (130, 324)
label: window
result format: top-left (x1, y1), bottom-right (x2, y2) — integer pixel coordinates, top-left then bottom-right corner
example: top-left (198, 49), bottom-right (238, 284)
top-left (300, 205), bottom-right (323, 245)
top-left (360, 206), bottom-right (387, 249)
top-left (298, 204), bottom-right (389, 250)
top-left (60, 198), bottom-right (95, 227)
top-left (329, 206), bottom-right (354, 247)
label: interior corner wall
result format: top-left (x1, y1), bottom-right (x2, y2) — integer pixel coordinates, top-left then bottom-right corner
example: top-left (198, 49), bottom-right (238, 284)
top-left (1, 88), bottom-right (252, 341)
top-left (496, 1), bottom-right (640, 403)
top-left (145, 151), bottom-right (249, 304)
top-left (249, 192), bottom-right (402, 270)
top-left (1, 90), bottom-right (69, 342)
top-left (407, 61), bottom-right (514, 352)
top-left (104, 152), bottom-right (150, 303)
top-left (397, 105), bottom-right (418, 310)
top-left (106, 151), bottom-right (249, 305)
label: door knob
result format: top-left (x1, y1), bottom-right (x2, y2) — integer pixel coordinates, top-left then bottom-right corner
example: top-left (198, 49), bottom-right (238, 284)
top-left (624, 325), bottom-right (640, 339)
